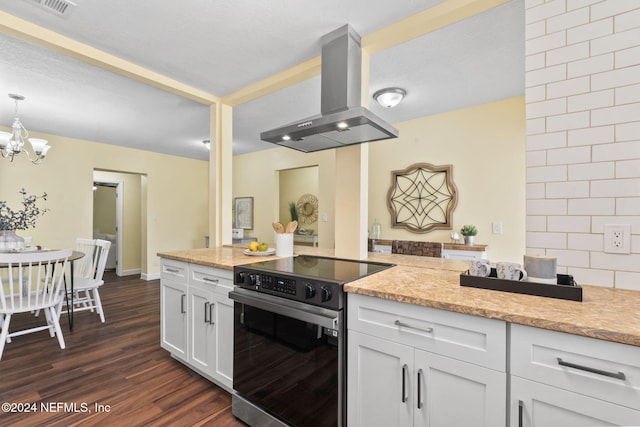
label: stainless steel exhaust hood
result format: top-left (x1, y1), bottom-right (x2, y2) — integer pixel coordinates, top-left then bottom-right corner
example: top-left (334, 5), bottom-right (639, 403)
top-left (260, 25), bottom-right (399, 153)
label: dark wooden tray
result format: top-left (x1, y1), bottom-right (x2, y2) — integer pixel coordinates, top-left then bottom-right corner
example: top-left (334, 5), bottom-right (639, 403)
top-left (460, 269), bottom-right (582, 302)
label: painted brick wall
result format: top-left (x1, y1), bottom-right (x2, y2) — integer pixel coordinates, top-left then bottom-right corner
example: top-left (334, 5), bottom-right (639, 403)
top-left (525, 0), bottom-right (640, 289)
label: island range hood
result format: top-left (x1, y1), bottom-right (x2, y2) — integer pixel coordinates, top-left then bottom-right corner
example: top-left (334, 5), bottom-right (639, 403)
top-left (260, 25), bottom-right (399, 153)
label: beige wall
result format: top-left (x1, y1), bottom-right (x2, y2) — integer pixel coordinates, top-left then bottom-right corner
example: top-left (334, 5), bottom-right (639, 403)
top-left (0, 127), bottom-right (209, 277)
top-left (233, 97), bottom-right (526, 262)
top-left (233, 149), bottom-right (335, 247)
top-left (369, 97), bottom-right (526, 262)
top-left (278, 166), bottom-right (319, 230)
top-left (93, 185), bottom-right (117, 234)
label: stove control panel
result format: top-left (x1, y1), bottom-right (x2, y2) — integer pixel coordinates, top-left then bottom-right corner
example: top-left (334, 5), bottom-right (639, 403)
top-left (234, 267), bottom-right (342, 310)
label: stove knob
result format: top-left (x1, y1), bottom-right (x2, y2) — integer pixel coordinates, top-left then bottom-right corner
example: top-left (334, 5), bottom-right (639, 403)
top-left (304, 284), bottom-right (316, 299)
top-left (320, 286), bottom-right (332, 302)
top-left (236, 271), bottom-right (246, 284)
top-left (248, 274), bottom-right (257, 286)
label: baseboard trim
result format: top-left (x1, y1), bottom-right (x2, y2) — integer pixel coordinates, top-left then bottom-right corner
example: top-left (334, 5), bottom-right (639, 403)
top-left (142, 272), bottom-right (160, 281)
top-left (120, 268), bottom-right (142, 276)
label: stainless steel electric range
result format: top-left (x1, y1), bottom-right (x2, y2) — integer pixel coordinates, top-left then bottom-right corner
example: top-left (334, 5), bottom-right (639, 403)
top-left (229, 255), bottom-right (393, 427)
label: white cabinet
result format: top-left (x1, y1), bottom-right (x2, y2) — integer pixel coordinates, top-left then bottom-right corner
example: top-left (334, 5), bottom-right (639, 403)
top-left (348, 294), bottom-right (506, 427)
top-left (348, 331), bottom-right (413, 427)
top-left (160, 259), bottom-right (188, 362)
top-left (160, 259), bottom-right (234, 391)
top-left (510, 324), bottom-right (640, 426)
top-left (441, 248), bottom-right (486, 260)
top-left (511, 376), bottom-right (640, 427)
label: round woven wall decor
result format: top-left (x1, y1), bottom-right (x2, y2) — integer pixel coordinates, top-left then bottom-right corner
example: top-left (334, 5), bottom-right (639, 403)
top-left (296, 194), bottom-right (318, 225)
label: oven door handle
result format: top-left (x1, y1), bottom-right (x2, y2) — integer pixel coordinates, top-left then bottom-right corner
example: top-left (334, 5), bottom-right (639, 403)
top-left (229, 288), bottom-right (339, 330)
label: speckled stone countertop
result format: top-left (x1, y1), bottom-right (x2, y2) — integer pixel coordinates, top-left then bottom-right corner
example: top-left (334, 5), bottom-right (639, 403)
top-left (344, 265), bottom-right (640, 347)
top-left (157, 246), bottom-right (640, 347)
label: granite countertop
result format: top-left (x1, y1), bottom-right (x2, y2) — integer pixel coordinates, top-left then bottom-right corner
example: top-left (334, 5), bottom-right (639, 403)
top-left (157, 246), bottom-right (640, 347)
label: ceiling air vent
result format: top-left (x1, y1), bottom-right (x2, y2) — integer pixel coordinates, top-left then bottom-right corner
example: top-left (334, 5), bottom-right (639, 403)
top-left (25, 0), bottom-right (78, 16)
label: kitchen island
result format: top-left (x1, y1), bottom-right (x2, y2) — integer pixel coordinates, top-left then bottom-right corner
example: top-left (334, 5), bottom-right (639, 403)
top-left (158, 245), bottom-right (640, 346)
top-left (158, 246), bottom-right (640, 426)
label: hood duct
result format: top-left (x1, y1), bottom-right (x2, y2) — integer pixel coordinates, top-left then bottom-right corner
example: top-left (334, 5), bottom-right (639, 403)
top-left (260, 25), bottom-right (399, 153)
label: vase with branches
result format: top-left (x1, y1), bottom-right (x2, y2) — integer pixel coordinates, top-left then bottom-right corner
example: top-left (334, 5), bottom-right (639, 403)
top-left (0, 188), bottom-right (48, 250)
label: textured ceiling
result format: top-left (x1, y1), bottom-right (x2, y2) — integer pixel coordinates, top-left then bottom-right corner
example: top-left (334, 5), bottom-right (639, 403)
top-left (0, 0), bottom-right (524, 160)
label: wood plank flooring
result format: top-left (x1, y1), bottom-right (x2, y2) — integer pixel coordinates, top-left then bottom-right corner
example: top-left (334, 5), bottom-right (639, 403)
top-left (0, 272), bottom-right (245, 426)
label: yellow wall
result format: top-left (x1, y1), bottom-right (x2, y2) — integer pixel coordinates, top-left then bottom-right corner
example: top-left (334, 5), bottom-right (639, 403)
top-left (233, 97), bottom-right (526, 262)
top-left (0, 127), bottom-right (209, 276)
top-left (233, 149), bottom-right (335, 248)
top-left (369, 97), bottom-right (526, 262)
top-left (93, 186), bottom-right (117, 234)
top-left (278, 166), bottom-right (319, 230)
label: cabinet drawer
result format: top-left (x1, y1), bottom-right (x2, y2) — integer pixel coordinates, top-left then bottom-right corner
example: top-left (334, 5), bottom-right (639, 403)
top-left (511, 324), bottom-right (640, 411)
top-left (161, 259), bottom-right (188, 283)
top-left (189, 264), bottom-right (233, 295)
top-left (348, 293), bottom-right (506, 371)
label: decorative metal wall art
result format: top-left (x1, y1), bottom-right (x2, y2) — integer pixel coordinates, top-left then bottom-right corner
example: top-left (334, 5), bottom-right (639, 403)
top-left (386, 163), bottom-right (458, 233)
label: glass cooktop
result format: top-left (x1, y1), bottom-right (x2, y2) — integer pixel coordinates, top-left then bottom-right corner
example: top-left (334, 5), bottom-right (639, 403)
top-left (246, 255), bottom-right (393, 284)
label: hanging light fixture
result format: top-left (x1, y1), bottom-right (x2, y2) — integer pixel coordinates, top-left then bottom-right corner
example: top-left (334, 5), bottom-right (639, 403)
top-left (373, 87), bottom-right (407, 108)
top-left (0, 94), bottom-right (50, 164)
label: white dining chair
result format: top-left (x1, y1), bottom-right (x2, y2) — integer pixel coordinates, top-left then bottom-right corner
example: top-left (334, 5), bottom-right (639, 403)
top-left (59, 238), bottom-right (111, 323)
top-left (0, 249), bottom-right (72, 360)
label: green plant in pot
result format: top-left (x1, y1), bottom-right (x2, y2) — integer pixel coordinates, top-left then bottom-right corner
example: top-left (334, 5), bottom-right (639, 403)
top-left (288, 202), bottom-right (298, 222)
top-left (460, 224), bottom-right (477, 246)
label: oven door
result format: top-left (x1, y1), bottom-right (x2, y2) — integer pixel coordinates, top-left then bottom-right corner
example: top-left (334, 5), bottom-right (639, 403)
top-left (229, 287), bottom-right (344, 427)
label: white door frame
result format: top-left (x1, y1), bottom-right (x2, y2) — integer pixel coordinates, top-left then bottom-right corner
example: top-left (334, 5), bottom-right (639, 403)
top-left (94, 179), bottom-right (123, 276)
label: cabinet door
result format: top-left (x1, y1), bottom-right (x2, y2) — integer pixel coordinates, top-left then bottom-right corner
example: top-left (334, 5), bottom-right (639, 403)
top-left (511, 376), bottom-right (640, 427)
top-left (160, 279), bottom-right (188, 361)
top-left (414, 349), bottom-right (505, 427)
top-left (348, 330), bottom-right (413, 427)
top-left (189, 285), bottom-right (215, 374)
top-left (211, 291), bottom-right (234, 389)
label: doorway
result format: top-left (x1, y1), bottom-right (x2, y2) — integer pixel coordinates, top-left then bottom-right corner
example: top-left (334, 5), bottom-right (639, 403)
top-left (93, 170), bottom-right (144, 277)
top-left (93, 181), bottom-right (122, 275)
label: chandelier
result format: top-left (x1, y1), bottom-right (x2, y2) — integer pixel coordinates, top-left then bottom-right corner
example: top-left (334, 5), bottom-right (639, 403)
top-left (0, 94), bottom-right (51, 164)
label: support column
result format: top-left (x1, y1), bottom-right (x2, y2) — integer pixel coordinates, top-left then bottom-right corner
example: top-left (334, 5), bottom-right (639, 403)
top-left (209, 102), bottom-right (233, 247)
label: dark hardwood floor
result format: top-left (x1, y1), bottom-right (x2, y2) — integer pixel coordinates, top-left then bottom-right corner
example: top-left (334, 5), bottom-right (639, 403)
top-left (0, 272), bottom-right (245, 426)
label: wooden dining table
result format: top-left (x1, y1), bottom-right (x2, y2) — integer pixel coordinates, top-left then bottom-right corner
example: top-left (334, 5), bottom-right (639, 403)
top-left (64, 250), bottom-right (86, 332)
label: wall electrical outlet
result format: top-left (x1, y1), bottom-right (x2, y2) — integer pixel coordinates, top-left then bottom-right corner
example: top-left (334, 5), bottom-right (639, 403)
top-left (604, 224), bottom-right (631, 254)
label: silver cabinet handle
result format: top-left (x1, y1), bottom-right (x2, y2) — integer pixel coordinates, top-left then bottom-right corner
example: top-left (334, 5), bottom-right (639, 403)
top-left (204, 302), bottom-right (210, 323)
top-left (417, 368), bottom-right (424, 409)
top-left (395, 320), bottom-right (433, 334)
top-left (166, 267), bottom-right (179, 273)
top-left (209, 302), bottom-right (215, 325)
top-left (203, 277), bottom-right (219, 284)
top-left (518, 400), bottom-right (523, 427)
top-left (180, 294), bottom-right (186, 314)
top-left (557, 357), bottom-right (626, 380)
top-left (401, 364), bottom-right (409, 403)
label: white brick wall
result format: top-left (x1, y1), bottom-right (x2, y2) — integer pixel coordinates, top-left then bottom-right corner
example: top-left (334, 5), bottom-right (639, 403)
top-left (526, 0), bottom-right (640, 288)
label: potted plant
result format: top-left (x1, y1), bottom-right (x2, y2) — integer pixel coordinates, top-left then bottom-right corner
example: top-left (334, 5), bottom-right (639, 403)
top-left (0, 188), bottom-right (48, 250)
top-left (289, 202), bottom-right (298, 223)
top-left (460, 224), bottom-right (477, 246)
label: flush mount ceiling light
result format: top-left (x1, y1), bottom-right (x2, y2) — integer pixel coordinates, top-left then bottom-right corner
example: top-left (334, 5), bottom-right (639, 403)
top-left (373, 88), bottom-right (406, 108)
top-left (202, 139), bottom-right (210, 150)
top-left (0, 94), bottom-right (50, 164)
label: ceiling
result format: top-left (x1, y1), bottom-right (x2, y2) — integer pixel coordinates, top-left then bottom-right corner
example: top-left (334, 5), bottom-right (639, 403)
top-left (0, 0), bottom-right (524, 161)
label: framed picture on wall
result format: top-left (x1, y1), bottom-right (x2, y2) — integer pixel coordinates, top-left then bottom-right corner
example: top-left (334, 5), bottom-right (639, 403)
top-left (234, 197), bottom-right (254, 229)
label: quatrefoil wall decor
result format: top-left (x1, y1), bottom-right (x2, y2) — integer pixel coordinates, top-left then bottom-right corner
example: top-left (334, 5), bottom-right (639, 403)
top-left (386, 163), bottom-right (458, 233)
